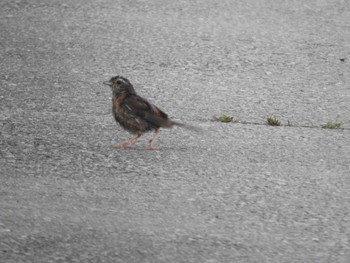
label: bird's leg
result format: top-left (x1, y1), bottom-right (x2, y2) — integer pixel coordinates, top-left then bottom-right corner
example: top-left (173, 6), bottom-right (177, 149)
top-left (113, 134), bottom-right (142, 148)
top-left (146, 128), bottom-right (160, 150)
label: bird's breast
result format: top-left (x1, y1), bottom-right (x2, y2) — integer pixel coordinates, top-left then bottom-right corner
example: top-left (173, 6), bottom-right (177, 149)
top-left (112, 95), bottom-right (126, 109)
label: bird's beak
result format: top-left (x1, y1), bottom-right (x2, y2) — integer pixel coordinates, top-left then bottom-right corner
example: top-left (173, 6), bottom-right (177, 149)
top-left (103, 81), bottom-right (112, 86)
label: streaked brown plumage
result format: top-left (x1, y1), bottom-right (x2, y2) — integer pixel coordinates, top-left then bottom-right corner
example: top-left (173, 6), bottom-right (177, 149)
top-left (103, 76), bottom-right (183, 149)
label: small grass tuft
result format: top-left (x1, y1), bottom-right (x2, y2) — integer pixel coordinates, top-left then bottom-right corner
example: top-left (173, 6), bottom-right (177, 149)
top-left (287, 120), bottom-right (293, 127)
top-left (321, 121), bottom-right (342, 129)
top-left (267, 116), bottom-right (281, 126)
top-left (214, 114), bottom-right (234, 123)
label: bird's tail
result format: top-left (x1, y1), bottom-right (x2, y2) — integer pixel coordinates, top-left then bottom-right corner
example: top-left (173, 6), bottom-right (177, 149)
top-left (171, 121), bottom-right (202, 132)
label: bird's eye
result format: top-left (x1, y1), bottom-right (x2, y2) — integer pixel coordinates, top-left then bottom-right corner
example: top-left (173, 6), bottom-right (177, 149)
top-left (116, 80), bottom-right (122, 85)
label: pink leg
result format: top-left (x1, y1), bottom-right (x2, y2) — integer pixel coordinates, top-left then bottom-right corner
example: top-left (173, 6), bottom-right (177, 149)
top-left (146, 129), bottom-right (160, 150)
top-left (112, 134), bottom-right (142, 148)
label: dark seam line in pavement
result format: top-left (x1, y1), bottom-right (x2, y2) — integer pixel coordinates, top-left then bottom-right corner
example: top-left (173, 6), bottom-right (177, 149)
top-left (212, 120), bottom-right (350, 131)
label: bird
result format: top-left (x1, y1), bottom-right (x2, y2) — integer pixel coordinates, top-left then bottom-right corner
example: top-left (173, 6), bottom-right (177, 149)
top-left (103, 75), bottom-right (188, 150)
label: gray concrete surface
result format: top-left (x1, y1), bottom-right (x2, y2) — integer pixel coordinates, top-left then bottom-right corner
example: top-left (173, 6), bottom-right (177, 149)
top-left (1, 0), bottom-right (350, 262)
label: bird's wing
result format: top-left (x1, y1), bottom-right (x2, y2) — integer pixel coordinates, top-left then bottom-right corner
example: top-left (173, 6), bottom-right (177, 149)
top-left (122, 95), bottom-right (173, 128)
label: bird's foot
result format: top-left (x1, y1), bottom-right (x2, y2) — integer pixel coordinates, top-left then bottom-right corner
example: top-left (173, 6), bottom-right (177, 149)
top-left (145, 129), bottom-right (160, 150)
top-left (112, 134), bottom-right (142, 149)
top-left (112, 142), bottom-right (133, 149)
top-left (145, 145), bottom-right (159, 150)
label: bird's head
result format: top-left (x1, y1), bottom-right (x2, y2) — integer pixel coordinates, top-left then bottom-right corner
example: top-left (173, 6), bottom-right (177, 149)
top-left (103, 76), bottom-right (136, 95)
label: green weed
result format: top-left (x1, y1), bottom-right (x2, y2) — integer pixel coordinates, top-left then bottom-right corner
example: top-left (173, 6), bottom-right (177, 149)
top-left (267, 116), bottom-right (281, 126)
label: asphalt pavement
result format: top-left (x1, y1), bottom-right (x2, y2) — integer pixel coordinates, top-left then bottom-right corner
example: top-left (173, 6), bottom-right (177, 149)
top-left (1, 0), bottom-right (350, 262)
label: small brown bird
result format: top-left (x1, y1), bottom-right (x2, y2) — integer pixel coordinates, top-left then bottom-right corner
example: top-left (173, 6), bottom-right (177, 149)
top-left (103, 76), bottom-right (185, 150)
